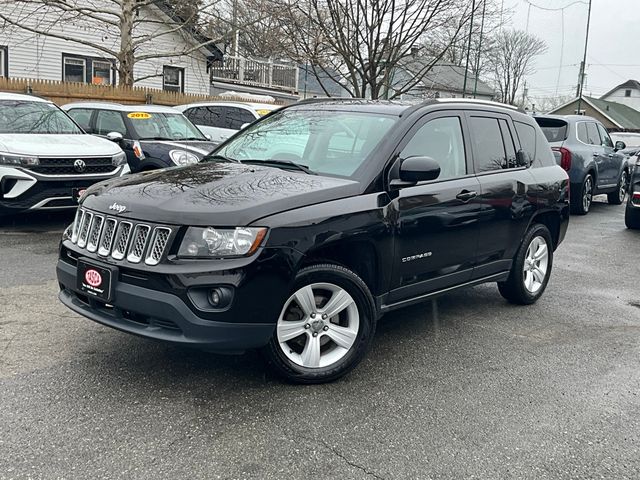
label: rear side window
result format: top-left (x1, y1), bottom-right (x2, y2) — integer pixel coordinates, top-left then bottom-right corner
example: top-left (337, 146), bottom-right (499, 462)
top-left (468, 116), bottom-right (509, 172)
top-left (535, 118), bottom-right (568, 143)
top-left (225, 107), bottom-right (256, 130)
top-left (514, 121), bottom-right (536, 166)
top-left (67, 108), bottom-right (93, 132)
top-left (577, 122), bottom-right (589, 144)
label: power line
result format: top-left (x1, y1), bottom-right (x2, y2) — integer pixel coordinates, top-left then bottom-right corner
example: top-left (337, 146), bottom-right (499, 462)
top-left (523, 0), bottom-right (588, 11)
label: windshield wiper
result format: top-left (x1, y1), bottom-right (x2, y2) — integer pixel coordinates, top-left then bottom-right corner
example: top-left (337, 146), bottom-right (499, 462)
top-left (241, 159), bottom-right (316, 175)
top-left (138, 136), bottom-right (174, 141)
top-left (180, 137), bottom-right (207, 141)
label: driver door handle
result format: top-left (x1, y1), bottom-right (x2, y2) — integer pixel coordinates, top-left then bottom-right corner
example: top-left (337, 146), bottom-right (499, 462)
top-left (456, 190), bottom-right (477, 202)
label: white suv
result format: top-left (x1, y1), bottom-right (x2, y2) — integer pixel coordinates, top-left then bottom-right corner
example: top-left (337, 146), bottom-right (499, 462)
top-left (0, 93), bottom-right (129, 216)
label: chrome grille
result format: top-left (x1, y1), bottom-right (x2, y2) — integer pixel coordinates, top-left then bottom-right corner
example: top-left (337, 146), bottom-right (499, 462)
top-left (146, 227), bottom-right (171, 266)
top-left (126, 225), bottom-right (151, 263)
top-left (98, 219), bottom-right (117, 257)
top-left (111, 222), bottom-right (133, 260)
top-left (86, 215), bottom-right (104, 252)
top-left (77, 212), bottom-right (93, 248)
top-left (69, 208), bottom-right (172, 265)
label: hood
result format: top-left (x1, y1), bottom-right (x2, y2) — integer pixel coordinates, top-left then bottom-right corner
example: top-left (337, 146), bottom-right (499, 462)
top-left (81, 162), bottom-right (361, 226)
top-left (139, 139), bottom-right (217, 158)
top-left (0, 134), bottom-right (121, 156)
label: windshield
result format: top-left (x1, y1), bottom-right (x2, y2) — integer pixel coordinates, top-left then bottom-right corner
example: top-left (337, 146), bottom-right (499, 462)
top-left (213, 109), bottom-right (397, 177)
top-left (128, 112), bottom-right (206, 141)
top-left (535, 118), bottom-right (568, 143)
top-left (0, 100), bottom-right (83, 134)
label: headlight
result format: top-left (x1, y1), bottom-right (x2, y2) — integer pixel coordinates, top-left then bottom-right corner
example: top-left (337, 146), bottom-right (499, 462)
top-left (169, 150), bottom-right (200, 166)
top-left (178, 227), bottom-right (267, 257)
top-left (111, 151), bottom-right (127, 166)
top-left (0, 152), bottom-right (39, 166)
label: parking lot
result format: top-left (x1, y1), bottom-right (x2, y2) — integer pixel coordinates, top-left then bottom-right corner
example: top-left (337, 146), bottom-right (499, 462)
top-left (0, 198), bottom-right (638, 479)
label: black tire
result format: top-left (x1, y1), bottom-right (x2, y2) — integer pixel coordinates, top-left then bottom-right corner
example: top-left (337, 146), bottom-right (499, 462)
top-left (607, 170), bottom-right (628, 205)
top-left (262, 263), bottom-right (376, 384)
top-left (626, 205), bottom-right (640, 229)
top-left (498, 224), bottom-right (554, 305)
top-left (571, 174), bottom-right (594, 215)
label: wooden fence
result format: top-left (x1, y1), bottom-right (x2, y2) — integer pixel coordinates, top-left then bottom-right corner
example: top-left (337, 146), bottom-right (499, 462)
top-left (0, 77), bottom-right (281, 106)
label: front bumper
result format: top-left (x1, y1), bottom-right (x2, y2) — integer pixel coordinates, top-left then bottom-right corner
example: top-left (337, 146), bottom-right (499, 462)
top-left (56, 244), bottom-right (300, 353)
top-left (0, 164), bottom-right (130, 214)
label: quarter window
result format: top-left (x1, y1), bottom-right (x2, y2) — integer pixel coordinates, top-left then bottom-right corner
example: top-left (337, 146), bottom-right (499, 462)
top-left (400, 116), bottom-right (467, 180)
top-left (468, 116), bottom-right (509, 172)
top-left (514, 121), bottom-right (536, 166)
top-left (163, 66), bottom-right (184, 93)
top-left (95, 110), bottom-right (127, 136)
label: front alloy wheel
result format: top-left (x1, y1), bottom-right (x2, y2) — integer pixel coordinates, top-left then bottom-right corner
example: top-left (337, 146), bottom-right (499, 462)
top-left (263, 264), bottom-right (375, 383)
top-left (608, 170), bottom-right (627, 205)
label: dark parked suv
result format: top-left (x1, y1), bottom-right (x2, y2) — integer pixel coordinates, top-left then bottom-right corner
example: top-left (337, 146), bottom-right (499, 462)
top-left (626, 155), bottom-right (640, 229)
top-left (535, 115), bottom-right (629, 215)
top-left (57, 99), bottom-right (569, 383)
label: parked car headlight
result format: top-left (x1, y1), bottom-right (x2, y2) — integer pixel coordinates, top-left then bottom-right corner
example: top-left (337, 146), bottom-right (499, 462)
top-left (178, 227), bottom-right (267, 257)
top-left (111, 151), bottom-right (127, 166)
top-left (169, 150), bottom-right (199, 166)
top-left (0, 152), bottom-right (39, 166)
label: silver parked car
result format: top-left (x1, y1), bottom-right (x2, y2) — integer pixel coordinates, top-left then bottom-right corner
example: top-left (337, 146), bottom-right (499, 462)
top-left (535, 115), bottom-right (629, 215)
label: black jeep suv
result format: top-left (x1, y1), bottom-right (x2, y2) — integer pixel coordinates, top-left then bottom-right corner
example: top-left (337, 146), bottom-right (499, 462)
top-left (56, 99), bottom-right (569, 383)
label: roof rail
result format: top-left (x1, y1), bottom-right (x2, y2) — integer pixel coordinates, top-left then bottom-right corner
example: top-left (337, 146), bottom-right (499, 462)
top-left (435, 98), bottom-right (522, 112)
top-left (296, 97), bottom-right (360, 105)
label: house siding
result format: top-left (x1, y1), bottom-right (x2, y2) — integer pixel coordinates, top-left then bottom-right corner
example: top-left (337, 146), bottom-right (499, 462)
top-left (552, 101), bottom-right (618, 129)
top-left (0, 2), bottom-right (211, 94)
top-left (601, 87), bottom-right (640, 111)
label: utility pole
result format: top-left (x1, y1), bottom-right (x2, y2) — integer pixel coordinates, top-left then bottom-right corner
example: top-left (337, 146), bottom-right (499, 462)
top-left (462, 0), bottom-right (477, 98)
top-left (576, 0), bottom-right (593, 115)
top-left (472, 0), bottom-right (487, 98)
top-left (522, 80), bottom-right (528, 108)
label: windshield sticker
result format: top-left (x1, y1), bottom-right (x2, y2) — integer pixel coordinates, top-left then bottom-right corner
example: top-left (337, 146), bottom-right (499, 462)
top-left (255, 109), bottom-right (272, 116)
top-left (127, 112), bottom-right (152, 120)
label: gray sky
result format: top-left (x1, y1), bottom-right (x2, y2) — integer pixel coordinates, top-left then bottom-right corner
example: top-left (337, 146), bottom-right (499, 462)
top-left (504, 0), bottom-right (640, 102)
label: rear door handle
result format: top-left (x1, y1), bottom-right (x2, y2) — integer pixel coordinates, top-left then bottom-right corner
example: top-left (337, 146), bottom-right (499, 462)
top-left (456, 190), bottom-right (477, 201)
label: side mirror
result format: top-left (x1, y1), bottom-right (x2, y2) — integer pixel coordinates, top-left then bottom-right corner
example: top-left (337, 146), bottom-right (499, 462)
top-left (615, 140), bottom-right (626, 151)
top-left (106, 131), bottom-right (123, 143)
top-left (398, 156), bottom-right (441, 183)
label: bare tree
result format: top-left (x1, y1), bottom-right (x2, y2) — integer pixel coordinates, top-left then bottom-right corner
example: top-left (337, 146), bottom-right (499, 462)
top-left (485, 29), bottom-right (547, 105)
top-left (0, 0), bottom-right (223, 87)
top-left (269, 0), bottom-right (476, 99)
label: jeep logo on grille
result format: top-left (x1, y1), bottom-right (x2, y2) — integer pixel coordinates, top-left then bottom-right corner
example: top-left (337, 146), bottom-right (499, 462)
top-left (109, 202), bottom-right (127, 214)
top-left (73, 159), bottom-right (86, 173)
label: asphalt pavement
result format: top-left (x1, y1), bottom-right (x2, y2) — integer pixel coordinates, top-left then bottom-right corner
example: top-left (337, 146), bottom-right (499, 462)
top-left (1, 199), bottom-right (639, 479)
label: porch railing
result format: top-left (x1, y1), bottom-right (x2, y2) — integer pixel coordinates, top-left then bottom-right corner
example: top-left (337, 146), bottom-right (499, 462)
top-left (210, 56), bottom-right (298, 93)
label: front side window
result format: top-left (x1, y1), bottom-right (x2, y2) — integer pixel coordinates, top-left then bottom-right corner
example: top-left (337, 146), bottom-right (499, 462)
top-left (66, 108), bottom-right (94, 132)
top-left (468, 116), bottom-right (509, 172)
top-left (163, 66), bottom-right (184, 93)
top-left (128, 112), bottom-right (205, 140)
top-left (64, 57), bottom-right (86, 83)
top-left (185, 106), bottom-right (225, 128)
top-left (214, 109), bottom-right (397, 178)
top-left (400, 116), bottom-right (466, 180)
top-left (0, 100), bottom-right (83, 134)
top-left (95, 110), bottom-right (127, 136)
top-left (596, 124), bottom-right (613, 148)
top-left (585, 122), bottom-right (601, 145)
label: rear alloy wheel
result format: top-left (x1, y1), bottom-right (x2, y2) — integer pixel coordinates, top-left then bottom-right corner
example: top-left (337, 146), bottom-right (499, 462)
top-left (498, 224), bottom-right (553, 305)
top-left (263, 264), bottom-right (375, 383)
top-left (572, 174), bottom-right (593, 215)
top-left (608, 170), bottom-right (627, 205)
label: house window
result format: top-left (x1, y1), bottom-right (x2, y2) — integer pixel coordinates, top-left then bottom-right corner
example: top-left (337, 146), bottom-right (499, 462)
top-left (63, 53), bottom-right (114, 85)
top-left (163, 66), bottom-right (184, 93)
top-left (0, 46), bottom-right (7, 78)
top-left (625, 89), bottom-right (632, 97)
top-left (92, 61), bottom-right (113, 85)
top-left (63, 57), bottom-right (86, 83)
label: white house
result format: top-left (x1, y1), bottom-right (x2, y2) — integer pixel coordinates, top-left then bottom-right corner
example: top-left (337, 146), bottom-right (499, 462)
top-left (600, 80), bottom-right (640, 111)
top-left (0, 1), bottom-right (222, 95)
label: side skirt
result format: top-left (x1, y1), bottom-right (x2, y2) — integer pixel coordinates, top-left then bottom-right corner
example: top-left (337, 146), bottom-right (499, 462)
top-left (378, 272), bottom-right (510, 315)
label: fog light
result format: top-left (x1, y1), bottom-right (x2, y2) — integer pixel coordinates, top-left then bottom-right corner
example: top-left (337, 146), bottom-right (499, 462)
top-left (209, 288), bottom-right (222, 306)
